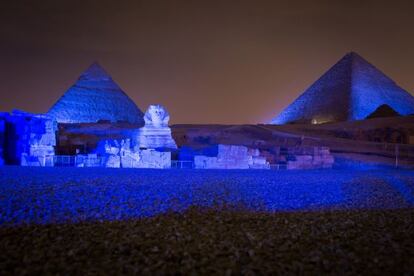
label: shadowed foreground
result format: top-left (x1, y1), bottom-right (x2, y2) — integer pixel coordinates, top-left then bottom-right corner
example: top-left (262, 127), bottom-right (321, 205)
top-left (1, 167), bottom-right (414, 274)
top-left (1, 208), bottom-right (414, 274)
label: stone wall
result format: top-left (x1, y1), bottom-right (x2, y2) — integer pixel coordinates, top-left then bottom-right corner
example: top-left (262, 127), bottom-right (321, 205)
top-left (56, 122), bottom-right (139, 155)
top-left (285, 147), bottom-right (334, 170)
top-left (248, 148), bottom-right (271, 169)
top-left (92, 139), bottom-right (171, 169)
top-left (194, 145), bottom-right (270, 169)
top-left (1, 111), bottom-right (56, 166)
top-left (190, 144), bottom-right (333, 170)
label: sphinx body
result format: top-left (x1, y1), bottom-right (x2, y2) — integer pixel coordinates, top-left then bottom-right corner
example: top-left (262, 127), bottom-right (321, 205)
top-left (135, 105), bottom-right (177, 149)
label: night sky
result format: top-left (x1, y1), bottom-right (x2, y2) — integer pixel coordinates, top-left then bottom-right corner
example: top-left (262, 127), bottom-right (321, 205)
top-left (1, 0), bottom-right (414, 124)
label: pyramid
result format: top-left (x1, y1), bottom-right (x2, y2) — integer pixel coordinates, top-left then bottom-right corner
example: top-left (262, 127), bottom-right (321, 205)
top-left (48, 63), bottom-right (144, 125)
top-left (270, 52), bottom-right (414, 124)
top-left (366, 104), bottom-right (401, 119)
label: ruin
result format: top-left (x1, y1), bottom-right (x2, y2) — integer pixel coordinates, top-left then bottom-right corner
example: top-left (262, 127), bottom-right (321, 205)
top-left (0, 111), bottom-right (56, 166)
top-left (0, 60), bottom-right (350, 170)
top-left (283, 147), bottom-right (334, 170)
top-left (93, 139), bottom-right (171, 169)
top-left (183, 144), bottom-right (270, 169)
top-left (54, 104), bottom-right (176, 169)
top-left (183, 144), bottom-right (334, 170)
top-left (271, 52), bottom-right (414, 125)
top-left (46, 63), bottom-right (176, 169)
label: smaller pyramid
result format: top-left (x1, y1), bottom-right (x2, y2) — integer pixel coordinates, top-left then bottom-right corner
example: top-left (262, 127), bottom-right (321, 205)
top-left (48, 63), bottom-right (144, 125)
top-left (271, 52), bottom-right (414, 124)
top-left (366, 104), bottom-right (401, 119)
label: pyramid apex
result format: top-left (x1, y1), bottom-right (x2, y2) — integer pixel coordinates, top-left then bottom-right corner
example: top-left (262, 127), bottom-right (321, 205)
top-left (91, 60), bottom-right (101, 66)
top-left (88, 61), bottom-right (106, 69)
top-left (79, 62), bottom-right (112, 81)
top-left (342, 51), bottom-right (363, 60)
top-left (346, 51), bottom-right (359, 56)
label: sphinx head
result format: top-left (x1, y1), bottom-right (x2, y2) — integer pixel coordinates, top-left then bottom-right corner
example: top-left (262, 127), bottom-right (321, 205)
top-left (144, 104), bottom-right (170, 128)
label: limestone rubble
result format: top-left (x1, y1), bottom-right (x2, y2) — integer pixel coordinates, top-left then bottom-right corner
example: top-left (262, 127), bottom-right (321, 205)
top-left (0, 111), bottom-right (56, 166)
top-left (93, 139), bottom-right (171, 169)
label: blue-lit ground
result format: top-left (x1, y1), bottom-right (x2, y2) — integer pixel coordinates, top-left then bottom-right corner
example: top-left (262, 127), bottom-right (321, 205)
top-left (1, 167), bottom-right (414, 274)
top-left (1, 167), bottom-right (413, 225)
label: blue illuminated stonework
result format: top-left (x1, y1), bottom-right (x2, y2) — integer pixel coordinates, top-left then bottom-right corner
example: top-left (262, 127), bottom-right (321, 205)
top-left (48, 63), bottom-right (144, 125)
top-left (271, 52), bottom-right (414, 124)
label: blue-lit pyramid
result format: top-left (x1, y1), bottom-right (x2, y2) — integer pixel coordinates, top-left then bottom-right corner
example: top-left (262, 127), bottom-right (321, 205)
top-left (271, 52), bottom-right (414, 124)
top-left (48, 63), bottom-right (144, 125)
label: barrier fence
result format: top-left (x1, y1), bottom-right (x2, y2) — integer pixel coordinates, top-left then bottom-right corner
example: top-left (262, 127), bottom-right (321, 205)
top-left (28, 139), bottom-right (414, 169)
top-left (52, 155), bottom-right (196, 169)
top-left (53, 155), bottom-right (104, 167)
top-left (260, 124), bottom-right (414, 163)
top-left (171, 160), bottom-right (194, 169)
top-left (300, 137), bottom-right (414, 167)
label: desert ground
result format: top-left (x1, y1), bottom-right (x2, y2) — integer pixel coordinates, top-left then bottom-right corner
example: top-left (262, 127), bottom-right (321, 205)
top-left (171, 116), bottom-right (414, 169)
top-left (0, 167), bottom-right (413, 274)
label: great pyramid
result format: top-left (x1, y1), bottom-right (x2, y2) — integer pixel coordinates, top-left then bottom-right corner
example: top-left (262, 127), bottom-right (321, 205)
top-left (270, 52), bottom-right (414, 124)
top-left (48, 63), bottom-right (144, 125)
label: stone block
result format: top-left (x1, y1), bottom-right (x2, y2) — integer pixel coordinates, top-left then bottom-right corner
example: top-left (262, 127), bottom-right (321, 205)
top-left (96, 138), bottom-right (171, 169)
top-left (105, 155), bottom-right (121, 168)
top-left (248, 155), bottom-right (270, 169)
top-left (3, 111), bottom-right (56, 166)
top-left (136, 149), bottom-right (171, 169)
top-left (193, 144), bottom-right (269, 169)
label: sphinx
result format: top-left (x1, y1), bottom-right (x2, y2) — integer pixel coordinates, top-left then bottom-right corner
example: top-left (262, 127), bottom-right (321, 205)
top-left (135, 105), bottom-right (177, 150)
